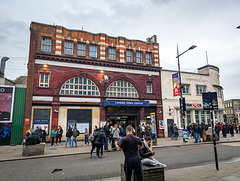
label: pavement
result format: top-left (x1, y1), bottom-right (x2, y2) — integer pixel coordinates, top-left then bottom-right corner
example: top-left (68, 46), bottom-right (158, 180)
top-left (1, 133), bottom-right (240, 180)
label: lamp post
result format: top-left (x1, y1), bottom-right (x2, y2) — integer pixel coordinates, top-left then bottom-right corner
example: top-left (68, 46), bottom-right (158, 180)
top-left (176, 45), bottom-right (196, 129)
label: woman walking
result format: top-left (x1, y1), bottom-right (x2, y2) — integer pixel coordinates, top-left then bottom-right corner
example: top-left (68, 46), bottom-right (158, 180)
top-left (56, 126), bottom-right (63, 145)
top-left (84, 128), bottom-right (89, 146)
top-left (51, 128), bottom-right (57, 146)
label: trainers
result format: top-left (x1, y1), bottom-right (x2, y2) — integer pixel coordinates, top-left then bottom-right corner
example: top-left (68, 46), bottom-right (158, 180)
top-left (90, 155), bottom-right (92, 158)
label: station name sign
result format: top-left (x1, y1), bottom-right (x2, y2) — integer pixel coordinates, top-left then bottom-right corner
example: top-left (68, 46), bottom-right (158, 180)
top-left (104, 100), bottom-right (149, 107)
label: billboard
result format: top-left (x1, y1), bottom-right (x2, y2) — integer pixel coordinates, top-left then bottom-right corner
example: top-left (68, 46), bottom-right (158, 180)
top-left (172, 73), bottom-right (180, 96)
top-left (202, 92), bottom-right (218, 110)
top-left (0, 86), bottom-right (15, 123)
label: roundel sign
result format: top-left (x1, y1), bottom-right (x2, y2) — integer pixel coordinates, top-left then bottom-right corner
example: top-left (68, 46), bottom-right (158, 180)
top-left (193, 103), bottom-right (198, 107)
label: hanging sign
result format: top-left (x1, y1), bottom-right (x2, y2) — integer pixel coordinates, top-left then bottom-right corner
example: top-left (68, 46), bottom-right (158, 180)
top-left (172, 73), bottom-right (180, 97)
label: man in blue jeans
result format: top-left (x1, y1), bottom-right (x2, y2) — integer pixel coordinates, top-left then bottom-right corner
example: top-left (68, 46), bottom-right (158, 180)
top-left (65, 126), bottom-right (72, 147)
top-left (72, 126), bottom-right (78, 147)
top-left (193, 123), bottom-right (199, 143)
top-left (103, 122), bottom-right (110, 151)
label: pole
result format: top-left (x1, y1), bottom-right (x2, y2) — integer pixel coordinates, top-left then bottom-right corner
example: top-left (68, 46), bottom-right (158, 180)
top-left (211, 109), bottom-right (219, 170)
top-left (177, 45), bottom-right (185, 129)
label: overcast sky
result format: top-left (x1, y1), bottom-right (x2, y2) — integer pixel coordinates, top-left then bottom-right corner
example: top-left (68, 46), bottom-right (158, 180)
top-left (0, 0), bottom-right (239, 100)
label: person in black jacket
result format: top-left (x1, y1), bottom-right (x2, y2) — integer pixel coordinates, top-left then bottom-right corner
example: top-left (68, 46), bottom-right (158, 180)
top-left (56, 126), bottom-right (63, 145)
top-left (24, 131), bottom-right (41, 146)
top-left (65, 126), bottom-right (73, 147)
top-left (95, 127), bottom-right (106, 158)
top-left (90, 126), bottom-right (98, 158)
top-left (193, 123), bottom-right (199, 143)
top-left (139, 136), bottom-right (166, 167)
top-left (103, 122), bottom-right (110, 151)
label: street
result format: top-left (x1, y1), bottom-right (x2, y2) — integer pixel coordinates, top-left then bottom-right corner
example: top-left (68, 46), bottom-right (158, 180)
top-left (0, 142), bottom-right (240, 181)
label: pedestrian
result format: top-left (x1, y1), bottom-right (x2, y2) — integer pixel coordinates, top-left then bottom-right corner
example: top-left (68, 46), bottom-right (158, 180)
top-left (41, 126), bottom-right (47, 143)
top-left (72, 126), bottom-right (78, 147)
top-left (115, 125), bottom-right (143, 181)
top-left (56, 126), bottom-right (63, 145)
top-left (139, 136), bottom-right (167, 167)
top-left (137, 124), bottom-right (142, 138)
top-left (222, 122), bottom-right (227, 138)
top-left (111, 124), bottom-right (120, 151)
top-left (193, 123), bottom-right (199, 143)
top-left (141, 123), bottom-right (146, 138)
top-left (65, 126), bottom-right (73, 147)
top-left (202, 124), bottom-right (207, 142)
top-left (187, 123), bottom-right (192, 137)
top-left (230, 123), bottom-right (234, 137)
top-left (173, 124), bottom-right (179, 139)
top-left (145, 123), bottom-right (152, 137)
top-left (37, 126), bottom-right (43, 142)
top-left (50, 128), bottom-right (57, 146)
top-left (215, 122), bottom-right (220, 141)
top-left (84, 128), bottom-right (90, 146)
top-left (119, 125), bottom-right (125, 137)
top-left (90, 126), bottom-right (98, 158)
top-left (103, 122), bottom-right (111, 151)
top-left (198, 124), bottom-right (202, 142)
top-left (95, 127), bottom-right (106, 158)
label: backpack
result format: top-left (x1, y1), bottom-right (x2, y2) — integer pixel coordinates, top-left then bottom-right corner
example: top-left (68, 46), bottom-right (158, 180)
top-left (98, 131), bottom-right (105, 142)
top-left (77, 130), bottom-right (80, 136)
top-left (205, 125), bottom-right (208, 131)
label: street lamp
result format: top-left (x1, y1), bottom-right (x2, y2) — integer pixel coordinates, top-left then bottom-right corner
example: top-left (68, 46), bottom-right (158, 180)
top-left (236, 25), bottom-right (240, 29)
top-left (0, 57), bottom-right (9, 77)
top-left (176, 45), bottom-right (197, 129)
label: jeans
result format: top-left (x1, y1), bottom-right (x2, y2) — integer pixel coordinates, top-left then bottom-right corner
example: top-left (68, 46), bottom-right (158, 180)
top-left (85, 136), bottom-right (89, 145)
top-left (72, 137), bottom-right (77, 147)
top-left (104, 136), bottom-right (109, 150)
top-left (197, 133), bottom-right (201, 141)
top-left (65, 137), bottom-right (71, 146)
top-left (96, 144), bottom-right (103, 157)
top-left (56, 134), bottom-right (62, 144)
top-left (194, 133), bottom-right (198, 143)
top-left (51, 137), bottom-right (55, 146)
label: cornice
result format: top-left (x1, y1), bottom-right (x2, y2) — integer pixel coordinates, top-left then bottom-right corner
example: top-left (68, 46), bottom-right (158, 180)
top-left (35, 53), bottom-right (161, 72)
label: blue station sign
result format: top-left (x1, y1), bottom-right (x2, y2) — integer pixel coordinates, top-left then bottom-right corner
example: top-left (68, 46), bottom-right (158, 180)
top-left (104, 100), bottom-right (149, 107)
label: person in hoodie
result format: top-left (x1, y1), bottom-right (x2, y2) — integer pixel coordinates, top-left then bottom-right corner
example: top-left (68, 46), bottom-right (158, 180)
top-left (94, 127), bottom-right (106, 158)
top-left (65, 126), bottom-right (73, 147)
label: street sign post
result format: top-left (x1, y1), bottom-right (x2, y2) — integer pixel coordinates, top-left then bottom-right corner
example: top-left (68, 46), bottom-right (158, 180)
top-left (202, 92), bottom-right (219, 171)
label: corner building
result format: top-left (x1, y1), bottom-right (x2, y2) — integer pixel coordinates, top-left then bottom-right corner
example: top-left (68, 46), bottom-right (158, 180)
top-left (23, 22), bottom-right (163, 140)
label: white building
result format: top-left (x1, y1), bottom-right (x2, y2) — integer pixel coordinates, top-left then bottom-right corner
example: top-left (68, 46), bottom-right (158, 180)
top-left (161, 65), bottom-right (224, 137)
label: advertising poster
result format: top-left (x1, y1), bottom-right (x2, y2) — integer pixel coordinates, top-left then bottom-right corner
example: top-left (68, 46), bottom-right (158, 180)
top-left (172, 73), bottom-right (180, 97)
top-left (33, 119), bottom-right (49, 134)
top-left (140, 120), bottom-right (146, 126)
top-left (0, 86), bottom-right (15, 123)
top-left (0, 123), bottom-right (11, 145)
top-left (150, 113), bottom-right (156, 134)
top-left (76, 123), bottom-right (89, 134)
top-left (100, 121), bottom-right (106, 128)
top-left (159, 120), bottom-right (164, 129)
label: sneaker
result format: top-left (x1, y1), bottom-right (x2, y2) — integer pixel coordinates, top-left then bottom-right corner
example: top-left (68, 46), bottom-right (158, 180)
top-left (100, 155), bottom-right (103, 159)
top-left (90, 155), bottom-right (92, 158)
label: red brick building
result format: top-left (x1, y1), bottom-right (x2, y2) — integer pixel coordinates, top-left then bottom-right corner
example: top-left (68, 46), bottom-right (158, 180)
top-left (23, 22), bottom-right (163, 139)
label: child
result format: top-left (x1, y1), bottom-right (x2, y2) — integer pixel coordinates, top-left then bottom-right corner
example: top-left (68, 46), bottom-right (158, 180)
top-left (183, 132), bottom-right (188, 143)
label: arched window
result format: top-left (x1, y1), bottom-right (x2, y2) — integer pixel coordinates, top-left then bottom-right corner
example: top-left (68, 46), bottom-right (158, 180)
top-left (60, 77), bottom-right (100, 96)
top-left (106, 80), bottom-right (138, 98)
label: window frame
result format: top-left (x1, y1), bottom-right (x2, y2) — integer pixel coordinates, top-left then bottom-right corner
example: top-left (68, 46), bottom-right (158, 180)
top-left (136, 51), bottom-right (142, 64)
top-left (146, 81), bottom-right (152, 93)
top-left (146, 52), bottom-right (152, 65)
top-left (39, 72), bottom-right (50, 88)
top-left (64, 40), bottom-right (73, 55)
top-left (41, 37), bottom-right (51, 52)
top-left (126, 49), bottom-right (133, 63)
top-left (196, 85), bottom-right (206, 95)
top-left (108, 47), bottom-right (116, 61)
top-left (89, 44), bottom-right (97, 58)
top-left (77, 43), bottom-right (86, 57)
top-left (182, 84), bottom-right (190, 94)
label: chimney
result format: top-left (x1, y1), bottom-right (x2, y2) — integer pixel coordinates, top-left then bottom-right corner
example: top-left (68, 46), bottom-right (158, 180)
top-left (0, 57), bottom-right (9, 77)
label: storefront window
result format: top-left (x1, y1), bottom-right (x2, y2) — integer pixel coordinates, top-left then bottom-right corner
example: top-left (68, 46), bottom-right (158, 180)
top-left (60, 77), bottom-right (100, 96)
top-left (207, 111), bottom-right (211, 127)
top-left (201, 110), bottom-right (205, 124)
top-left (186, 110), bottom-right (191, 125)
top-left (106, 80), bottom-right (138, 98)
top-left (33, 109), bottom-right (50, 132)
top-left (195, 110), bottom-right (199, 124)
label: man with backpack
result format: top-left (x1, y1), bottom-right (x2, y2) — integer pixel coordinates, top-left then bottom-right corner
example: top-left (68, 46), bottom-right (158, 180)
top-left (103, 122), bottom-right (111, 151)
top-left (95, 127), bottom-right (106, 158)
top-left (72, 126), bottom-right (78, 147)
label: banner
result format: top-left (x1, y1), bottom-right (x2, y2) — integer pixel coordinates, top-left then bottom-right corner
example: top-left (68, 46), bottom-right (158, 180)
top-left (159, 120), bottom-right (164, 129)
top-left (0, 86), bottom-right (15, 123)
top-left (172, 73), bottom-right (180, 97)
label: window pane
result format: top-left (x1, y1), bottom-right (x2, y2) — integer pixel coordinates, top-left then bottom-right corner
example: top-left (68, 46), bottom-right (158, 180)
top-left (90, 45), bottom-right (97, 58)
top-left (77, 43), bottom-right (86, 56)
top-left (64, 41), bottom-right (73, 55)
top-left (126, 50), bottom-right (133, 62)
top-left (146, 52), bottom-right (152, 65)
top-left (109, 47), bottom-right (116, 60)
top-left (41, 37), bottom-right (51, 52)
